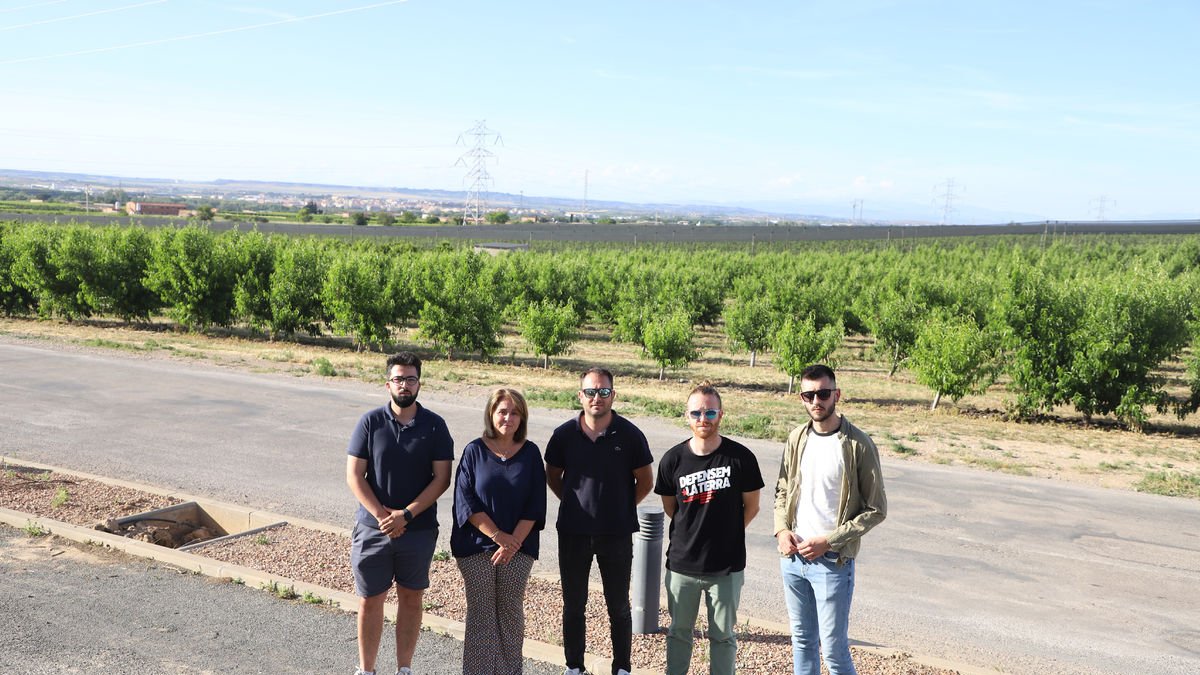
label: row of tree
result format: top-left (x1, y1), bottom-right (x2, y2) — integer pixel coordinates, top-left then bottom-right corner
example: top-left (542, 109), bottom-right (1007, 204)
top-left (2, 222), bottom-right (1199, 428)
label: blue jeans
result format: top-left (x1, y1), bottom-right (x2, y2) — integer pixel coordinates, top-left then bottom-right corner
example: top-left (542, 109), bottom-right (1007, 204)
top-left (779, 552), bottom-right (856, 675)
top-left (664, 569), bottom-right (743, 675)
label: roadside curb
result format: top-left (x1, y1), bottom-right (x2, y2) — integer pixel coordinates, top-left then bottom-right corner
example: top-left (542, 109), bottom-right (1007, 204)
top-left (0, 456), bottom-right (633, 675)
top-left (2, 456), bottom-right (995, 674)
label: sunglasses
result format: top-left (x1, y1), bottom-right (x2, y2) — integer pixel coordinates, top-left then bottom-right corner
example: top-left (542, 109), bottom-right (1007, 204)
top-left (687, 408), bottom-right (720, 421)
top-left (799, 388), bottom-right (834, 403)
top-left (581, 387), bottom-right (613, 399)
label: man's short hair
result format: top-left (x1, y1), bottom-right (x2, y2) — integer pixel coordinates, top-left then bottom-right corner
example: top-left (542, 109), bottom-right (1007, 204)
top-left (387, 352), bottom-right (422, 378)
top-left (580, 367), bottom-right (614, 388)
top-left (801, 364), bottom-right (836, 386)
top-left (688, 380), bottom-right (722, 407)
top-left (483, 388), bottom-right (529, 443)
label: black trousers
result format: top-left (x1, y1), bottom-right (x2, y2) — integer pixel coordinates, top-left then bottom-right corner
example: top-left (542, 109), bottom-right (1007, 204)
top-left (558, 532), bottom-right (635, 674)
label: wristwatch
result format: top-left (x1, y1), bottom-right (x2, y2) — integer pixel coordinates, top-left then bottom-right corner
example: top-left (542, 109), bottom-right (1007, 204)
top-left (401, 508), bottom-right (413, 522)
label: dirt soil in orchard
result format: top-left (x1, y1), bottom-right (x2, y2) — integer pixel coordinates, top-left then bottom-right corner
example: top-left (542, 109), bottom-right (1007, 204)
top-left (1, 466), bottom-right (958, 674)
top-left (4, 317), bottom-right (1199, 501)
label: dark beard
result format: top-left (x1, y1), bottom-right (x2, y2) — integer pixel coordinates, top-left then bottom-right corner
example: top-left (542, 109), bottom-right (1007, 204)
top-left (391, 392), bottom-right (417, 409)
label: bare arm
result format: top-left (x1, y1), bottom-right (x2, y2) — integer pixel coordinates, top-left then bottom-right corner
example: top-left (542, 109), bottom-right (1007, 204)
top-left (660, 494), bottom-right (677, 520)
top-left (405, 459), bottom-right (451, 518)
top-left (633, 465), bottom-right (654, 504)
top-left (546, 464), bottom-right (565, 499)
top-left (346, 456), bottom-right (402, 537)
top-left (743, 489), bottom-right (761, 529)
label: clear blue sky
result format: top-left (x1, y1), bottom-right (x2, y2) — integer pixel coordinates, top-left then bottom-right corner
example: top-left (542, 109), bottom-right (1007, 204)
top-left (2, 0), bottom-right (1196, 221)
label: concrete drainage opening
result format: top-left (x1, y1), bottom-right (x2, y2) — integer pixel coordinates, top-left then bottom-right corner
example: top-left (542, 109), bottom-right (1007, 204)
top-left (96, 501), bottom-right (286, 551)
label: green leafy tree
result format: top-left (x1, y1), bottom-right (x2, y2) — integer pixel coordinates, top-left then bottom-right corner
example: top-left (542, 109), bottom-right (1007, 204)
top-left (417, 252), bottom-right (502, 358)
top-left (485, 210), bottom-right (510, 224)
top-left (519, 300), bottom-right (580, 367)
top-left (909, 313), bottom-right (996, 410)
top-left (398, 211), bottom-right (418, 223)
top-left (377, 212), bottom-right (396, 227)
top-left (10, 226), bottom-right (97, 321)
top-left (858, 285), bottom-right (925, 377)
top-left (1061, 274), bottom-right (1190, 428)
top-left (196, 205), bottom-right (215, 221)
top-left (95, 226), bottom-right (159, 322)
top-left (772, 312), bottom-right (844, 393)
top-left (145, 226), bottom-right (237, 330)
top-left (231, 232), bottom-right (275, 334)
top-left (268, 239), bottom-right (328, 338)
top-left (351, 212), bottom-right (369, 227)
top-left (642, 310), bottom-right (698, 380)
top-left (724, 295), bottom-right (775, 367)
top-left (424, 214), bottom-right (440, 224)
top-left (323, 250), bottom-right (392, 351)
top-left (0, 223), bottom-right (37, 316)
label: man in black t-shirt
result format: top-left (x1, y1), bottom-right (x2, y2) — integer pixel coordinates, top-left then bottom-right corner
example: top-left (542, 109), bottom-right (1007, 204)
top-left (654, 382), bottom-right (764, 675)
top-left (546, 367), bottom-right (654, 675)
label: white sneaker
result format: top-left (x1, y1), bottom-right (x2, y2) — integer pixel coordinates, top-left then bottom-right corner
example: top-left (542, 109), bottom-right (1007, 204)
top-left (618, 670), bottom-right (632, 675)
top-left (354, 670), bottom-right (374, 675)
top-left (562, 669), bottom-right (585, 675)
top-left (397, 669), bottom-right (413, 675)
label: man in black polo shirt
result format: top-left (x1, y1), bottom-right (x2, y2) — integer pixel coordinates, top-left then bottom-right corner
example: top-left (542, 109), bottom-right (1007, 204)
top-left (546, 367), bottom-right (654, 675)
top-left (346, 352), bottom-right (454, 675)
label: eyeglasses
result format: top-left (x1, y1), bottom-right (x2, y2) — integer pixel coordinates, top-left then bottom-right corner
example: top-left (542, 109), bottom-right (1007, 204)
top-left (799, 388), bottom-right (834, 403)
top-left (581, 388), bottom-right (613, 399)
top-left (388, 376), bottom-right (420, 387)
top-left (687, 409), bottom-right (720, 421)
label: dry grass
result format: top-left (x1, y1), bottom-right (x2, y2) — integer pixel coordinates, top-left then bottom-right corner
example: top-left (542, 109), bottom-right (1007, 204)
top-left (4, 316), bottom-right (1199, 498)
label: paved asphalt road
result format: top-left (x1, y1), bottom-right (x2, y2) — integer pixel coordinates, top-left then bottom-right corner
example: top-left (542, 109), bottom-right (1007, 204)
top-left (3, 338), bottom-right (1199, 674)
top-left (0, 523), bottom-right (560, 675)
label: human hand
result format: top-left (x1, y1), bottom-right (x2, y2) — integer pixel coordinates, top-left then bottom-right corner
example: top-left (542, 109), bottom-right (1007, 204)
top-left (796, 535), bottom-right (830, 561)
top-left (490, 532), bottom-right (520, 565)
top-left (378, 511), bottom-right (407, 538)
top-left (776, 531), bottom-right (802, 556)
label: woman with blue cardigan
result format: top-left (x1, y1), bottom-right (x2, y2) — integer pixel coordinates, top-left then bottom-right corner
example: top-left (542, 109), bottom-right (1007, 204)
top-left (451, 388), bottom-right (547, 675)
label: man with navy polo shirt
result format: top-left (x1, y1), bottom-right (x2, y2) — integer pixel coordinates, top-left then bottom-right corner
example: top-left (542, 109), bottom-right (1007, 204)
top-left (346, 352), bottom-right (454, 675)
top-left (546, 367), bottom-right (654, 675)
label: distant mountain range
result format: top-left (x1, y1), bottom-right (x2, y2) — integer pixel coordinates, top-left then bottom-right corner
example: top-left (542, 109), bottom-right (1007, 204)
top-left (0, 167), bottom-right (1066, 224)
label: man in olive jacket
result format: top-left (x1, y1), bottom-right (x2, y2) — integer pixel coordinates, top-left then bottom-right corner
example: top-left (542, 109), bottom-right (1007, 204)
top-left (773, 364), bottom-right (886, 675)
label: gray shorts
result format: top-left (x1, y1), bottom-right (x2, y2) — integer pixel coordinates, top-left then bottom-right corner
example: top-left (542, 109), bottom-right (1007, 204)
top-left (350, 523), bottom-right (438, 597)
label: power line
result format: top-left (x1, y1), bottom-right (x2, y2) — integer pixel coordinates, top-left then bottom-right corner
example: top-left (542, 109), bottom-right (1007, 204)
top-left (1091, 195), bottom-right (1115, 221)
top-left (0, 0), bottom-right (72, 16)
top-left (455, 120), bottom-right (502, 225)
top-left (0, 0), bottom-right (166, 33)
top-left (932, 178), bottom-right (961, 225)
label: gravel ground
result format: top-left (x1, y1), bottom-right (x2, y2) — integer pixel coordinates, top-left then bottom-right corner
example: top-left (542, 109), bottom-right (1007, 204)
top-left (2, 466), bottom-right (957, 674)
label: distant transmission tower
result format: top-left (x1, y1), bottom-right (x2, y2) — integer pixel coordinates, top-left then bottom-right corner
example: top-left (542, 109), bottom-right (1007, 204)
top-left (851, 199), bottom-right (864, 224)
top-left (455, 121), bottom-right (502, 225)
top-left (933, 178), bottom-right (961, 225)
top-left (1091, 195), bottom-right (1115, 221)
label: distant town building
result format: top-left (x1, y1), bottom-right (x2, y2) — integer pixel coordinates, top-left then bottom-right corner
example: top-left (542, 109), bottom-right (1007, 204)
top-left (126, 201), bottom-right (189, 216)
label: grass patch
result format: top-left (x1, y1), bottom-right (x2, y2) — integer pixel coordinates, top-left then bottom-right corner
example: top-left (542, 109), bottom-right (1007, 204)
top-left (253, 534), bottom-right (271, 545)
top-left (50, 487), bottom-right (69, 508)
top-left (432, 549), bottom-right (451, 562)
top-left (23, 521), bottom-right (48, 537)
top-left (1135, 471), bottom-right (1200, 498)
top-left (892, 442), bottom-right (918, 456)
top-left (961, 456), bottom-right (1033, 476)
top-left (524, 386), bottom-right (580, 409)
top-left (262, 581), bottom-right (298, 600)
top-left (1099, 460), bottom-right (1136, 472)
top-left (311, 357), bottom-right (337, 377)
top-left (722, 413), bottom-right (782, 440)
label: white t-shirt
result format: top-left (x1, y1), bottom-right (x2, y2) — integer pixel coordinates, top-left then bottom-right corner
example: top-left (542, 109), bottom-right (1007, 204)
top-left (793, 427), bottom-right (844, 540)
